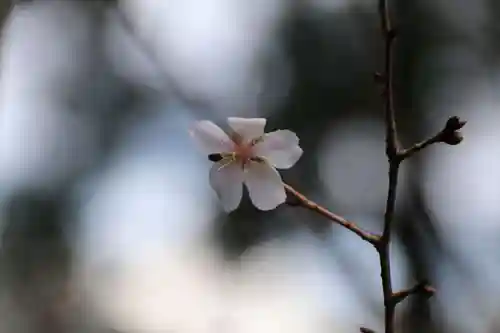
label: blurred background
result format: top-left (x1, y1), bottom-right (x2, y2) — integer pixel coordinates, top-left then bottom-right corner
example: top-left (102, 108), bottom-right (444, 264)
top-left (0, 0), bottom-right (498, 332)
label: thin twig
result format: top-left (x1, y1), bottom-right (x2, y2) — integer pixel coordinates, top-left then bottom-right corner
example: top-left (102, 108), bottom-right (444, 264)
top-left (284, 184), bottom-right (379, 245)
top-left (378, 0), bottom-right (399, 160)
top-left (399, 135), bottom-right (441, 159)
top-left (400, 116), bottom-right (467, 159)
top-left (392, 280), bottom-right (436, 305)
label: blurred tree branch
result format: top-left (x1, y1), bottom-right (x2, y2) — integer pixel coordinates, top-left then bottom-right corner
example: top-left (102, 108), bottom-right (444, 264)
top-left (112, 1), bottom-right (219, 119)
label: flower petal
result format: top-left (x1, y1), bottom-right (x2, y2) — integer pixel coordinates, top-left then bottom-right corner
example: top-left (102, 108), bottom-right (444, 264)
top-left (244, 162), bottom-right (286, 211)
top-left (190, 120), bottom-right (233, 154)
top-left (209, 161), bottom-right (244, 212)
top-left (227, 117), bottom-right (266, 142)
top-left (253, 130), bottom-right (303, 169)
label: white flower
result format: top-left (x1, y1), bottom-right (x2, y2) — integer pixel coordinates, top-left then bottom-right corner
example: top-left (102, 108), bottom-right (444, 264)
top-left (190, 117), bottom-right (303, 212)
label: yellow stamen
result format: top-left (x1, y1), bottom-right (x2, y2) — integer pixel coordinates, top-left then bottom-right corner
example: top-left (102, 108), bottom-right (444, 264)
top-left (251, 135), bottom-right (265, 145)
top-left (217, 152), bottom-right (237, 171)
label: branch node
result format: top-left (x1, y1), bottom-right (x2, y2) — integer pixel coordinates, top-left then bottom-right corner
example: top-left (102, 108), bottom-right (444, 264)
top-left (386, 146), bottom-right (401, 163)
top-left (392, 280), bottom-right (436, 305)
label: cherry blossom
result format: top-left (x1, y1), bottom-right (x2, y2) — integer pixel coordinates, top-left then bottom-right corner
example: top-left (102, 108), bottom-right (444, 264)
top-left (190, 117), bottom-right (303, 212)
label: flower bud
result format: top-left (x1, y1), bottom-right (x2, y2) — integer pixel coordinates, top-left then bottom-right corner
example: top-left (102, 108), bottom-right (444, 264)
top-left (442, 131), bottom-right (463, 145)
top-left (444, 116), bottom-right (466, 131)
top-left (439, 116), bottom-right (466, 145)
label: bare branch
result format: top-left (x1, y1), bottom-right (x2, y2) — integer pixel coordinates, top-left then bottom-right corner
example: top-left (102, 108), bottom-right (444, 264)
top-left (392, 280), bottom-right (436, 305)
top-left (378, 0), bottom-right (398, 160)
top-left (284, 184), bottom-right (379, 245)
top-left (377, 1), bottom-right (400, 332)
top-left (376, 1), bottom-right (464, 332)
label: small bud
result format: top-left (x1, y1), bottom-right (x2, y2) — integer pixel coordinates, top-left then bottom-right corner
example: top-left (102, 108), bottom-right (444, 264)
top-left (417, 279), bottom-right (436, 299)
top-left (439, 116), bottom-right (466, 145)
top-left (442, 131), bottom-right (463, 145)
top-left (445, 116), bottom-right (467, 131)
top-left (422, 284), bottom-right (436, 299)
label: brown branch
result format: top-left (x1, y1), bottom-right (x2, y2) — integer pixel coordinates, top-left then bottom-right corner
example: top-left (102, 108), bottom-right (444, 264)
top-left (375, 1), bottom-right (465, 332)
top-left (284, 184), bottom-right (379, 245)
top-left (399, 135), bottom-right (441, 159)
top-left (378, 163), bottom-right (398, 333)
top-left (285, 0), bottom-right (465, 329)
top-left (379, 0), bottom-right (398, 160)
top-left (283, 0), bottom-right (465, 330)
top-left (391, 280), bottom-right (436, 306)
top-left (377, 1), bottom-right (400, 332)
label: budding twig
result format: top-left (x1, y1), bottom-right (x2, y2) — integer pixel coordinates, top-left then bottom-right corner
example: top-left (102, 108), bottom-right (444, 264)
top-left (400, 116), bottom-right (467, 159)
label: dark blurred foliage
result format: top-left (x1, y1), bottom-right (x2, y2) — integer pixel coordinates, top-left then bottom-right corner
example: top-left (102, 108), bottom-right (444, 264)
top-left (0, 0), bottom-right (499, 332)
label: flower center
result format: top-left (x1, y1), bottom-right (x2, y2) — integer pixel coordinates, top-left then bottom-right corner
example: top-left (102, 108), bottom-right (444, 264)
top-left (234, 142), bottom-right (254, 164)
top-left (216, 134), bottom-right (265, 171)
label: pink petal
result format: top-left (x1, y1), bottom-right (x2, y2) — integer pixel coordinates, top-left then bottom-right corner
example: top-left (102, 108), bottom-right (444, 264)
top-left (209, 161), bottom-right (244, 212)
top-left (227, 117), bottom-right (266, 142)
top-left (253, 130), bottom-right (303, 169)
top-left (190, 120), bottom-right (233, 154)
top-left (244, 162), bottom-right (286, 211)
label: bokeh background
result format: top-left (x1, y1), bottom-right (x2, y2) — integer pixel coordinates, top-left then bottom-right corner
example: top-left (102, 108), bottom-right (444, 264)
top-left (0, 0), bottom-right (498, 332)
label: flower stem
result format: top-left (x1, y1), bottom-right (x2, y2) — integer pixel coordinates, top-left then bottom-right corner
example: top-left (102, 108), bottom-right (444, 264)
top-left (284, 184), bottom-right (379, 245)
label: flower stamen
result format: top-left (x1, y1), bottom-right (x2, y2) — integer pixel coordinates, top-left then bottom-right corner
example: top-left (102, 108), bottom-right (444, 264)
top-left (250, 136), bottom-right (265, 146)
top-left (217, 152), bottom-right (237, 171)
top-left (250, 156), bottom-right (266, 163)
